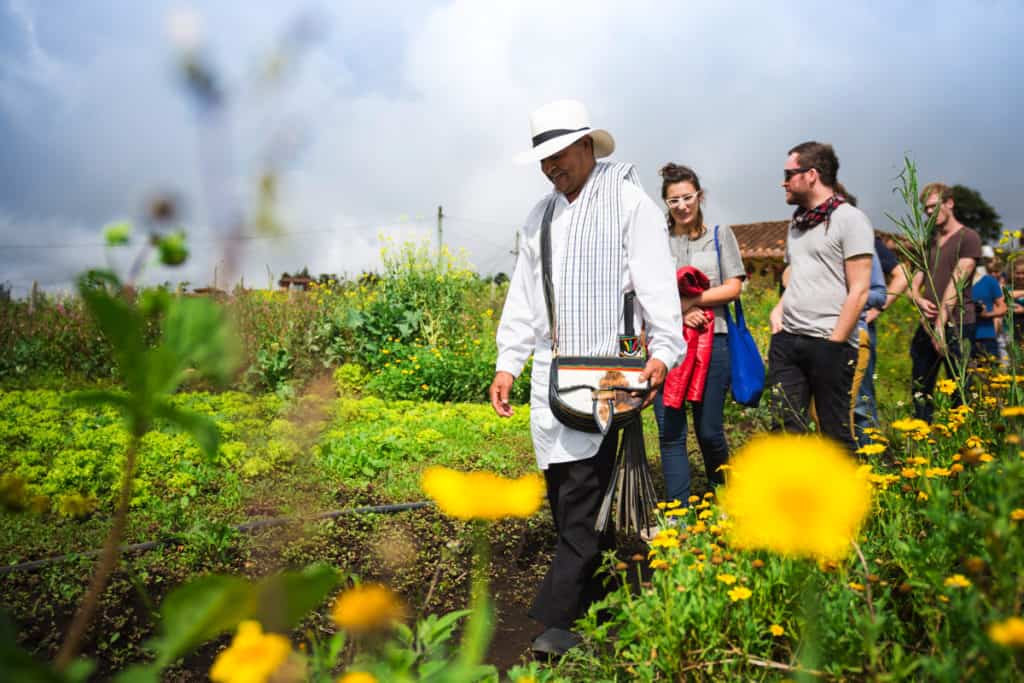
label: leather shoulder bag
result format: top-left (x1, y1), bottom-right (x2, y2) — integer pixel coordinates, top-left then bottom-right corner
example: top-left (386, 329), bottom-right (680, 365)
top-left (540, 198), bottom-right (649, 434)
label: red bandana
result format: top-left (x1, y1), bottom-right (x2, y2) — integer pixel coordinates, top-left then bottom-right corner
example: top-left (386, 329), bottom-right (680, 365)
top-left (792, 194), bottom-right (846, 231)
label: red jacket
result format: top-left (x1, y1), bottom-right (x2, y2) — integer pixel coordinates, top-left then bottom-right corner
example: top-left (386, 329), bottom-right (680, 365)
top-left (662, 266), bottom-right (715, 408)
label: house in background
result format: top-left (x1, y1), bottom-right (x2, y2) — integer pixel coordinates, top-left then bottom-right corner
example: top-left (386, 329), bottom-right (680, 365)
top-left (732, 221), bottom-right (906, 287)
top-left (731, 221), bottom-right (789, 286)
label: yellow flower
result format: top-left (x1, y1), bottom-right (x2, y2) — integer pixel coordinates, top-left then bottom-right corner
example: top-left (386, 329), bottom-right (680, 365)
top-left (421, 467), bottom-right (543, 520)
top-left (332, 584), bottom-right (406, 633)
top-left (1002, 406), bottom-right (1024, 417)
top-left (649, 535), bottom-right (680, 550)
top-left (769, 624), bottom-right (785, 637)
top-left (944, 574), bottom-right (972, 589)
top-left (936, 379), bottom-right (957, 395)
top-left (337, 674), bottom-right (378, 683)
top-left (688, 495), bottom-right (700, 504)
top-left (716, 573), bottom-right (737, 585)
top-left (698, 509), bottom-right (713, 520)
top-left (892, 418), bottom-right (929, 432)
top-left (849, 582), bottom-right (864, 591)
top-left (901, 468), bottom-right (919, 479)
top-left (665, 508), bottom-right (688, 517)
top-left (720, 434), bottom-right (871, 561)
top-left (924, 467), bottom-right (951, 478)
top-left (965, 435), bottom-right (983, 449)
top-left (917, 491), bottom-right (929, 502)
top-left (855, 443), bottom-right (887, 456)
top-left (513, 677), bottom-right (537, 683)
top-left (666, 499), bottom-right (682, 508)
top-left (1010, 509), bottom-right (1024, 521)
top-left (649, 558), bottom-right (670, 570)
top-left (209, 621), bottom-right (292, 683)
top-left (727, 586), bottom-right (752, 602)
top-left (979, 453), bottom-right (995, 463)
top-left (691, 521), bottom-right (707, 534)
top-left (988, 617), bottom-right (1024, 647)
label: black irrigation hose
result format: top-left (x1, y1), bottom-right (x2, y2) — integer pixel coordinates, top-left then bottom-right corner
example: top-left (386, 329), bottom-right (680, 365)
top-left (0, 500), bottom-right (434, 576)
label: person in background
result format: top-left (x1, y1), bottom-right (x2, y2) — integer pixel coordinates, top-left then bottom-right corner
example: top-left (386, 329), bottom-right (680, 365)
top-left (1007, 258), bottom-right (1024, 344)
top-left (653, 163), bottom-right (745, 508)
top-left (909, 183), bottom-right (981, 422)
top-left (971, 245), bottom-right (1006, 361)
top-left (854, 235), bottom-right (910, 446)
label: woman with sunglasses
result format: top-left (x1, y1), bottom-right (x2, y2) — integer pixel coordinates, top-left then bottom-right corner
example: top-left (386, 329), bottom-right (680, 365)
top-left (654, 163), bottom-right (746, 508)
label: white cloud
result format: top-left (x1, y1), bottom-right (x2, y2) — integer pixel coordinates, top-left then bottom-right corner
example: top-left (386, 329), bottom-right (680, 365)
top-left (1, 0), bottom-right (1023, 294)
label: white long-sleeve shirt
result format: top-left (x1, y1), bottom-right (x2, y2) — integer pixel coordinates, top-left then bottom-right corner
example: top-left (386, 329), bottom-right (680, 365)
top-left (496, 181), bottom-right (685, 469)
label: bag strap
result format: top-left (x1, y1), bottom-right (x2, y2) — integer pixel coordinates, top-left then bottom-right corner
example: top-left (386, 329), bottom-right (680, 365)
top-left (540, 198), bottom-right (559, 352)
top-left (713, 225), bottom-right (736, 325)
top-left (540, 197), bottom-right (636, 354)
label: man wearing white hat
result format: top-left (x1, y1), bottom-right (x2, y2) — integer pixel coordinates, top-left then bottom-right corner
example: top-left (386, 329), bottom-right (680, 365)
top-left (490, 99), bottom-right (684, 655)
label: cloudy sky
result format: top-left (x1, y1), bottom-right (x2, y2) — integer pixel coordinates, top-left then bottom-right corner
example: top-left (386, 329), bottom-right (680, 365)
top-left (1, 0), bottom-right (1021, 296)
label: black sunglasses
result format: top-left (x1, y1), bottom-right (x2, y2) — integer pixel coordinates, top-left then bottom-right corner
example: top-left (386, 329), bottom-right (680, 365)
top-left (784, 167), bottom-right (813, 181)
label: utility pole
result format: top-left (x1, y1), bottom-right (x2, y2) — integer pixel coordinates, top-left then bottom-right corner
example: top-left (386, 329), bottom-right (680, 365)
top-left (436, 205), bottom-right (444, 261)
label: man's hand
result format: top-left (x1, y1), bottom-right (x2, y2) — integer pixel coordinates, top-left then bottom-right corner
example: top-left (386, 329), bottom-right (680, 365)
top-left (865, 308), bottom-right (881, 325)
top-left (915, 296), bottom-right (938, 321)
top-left (769, 303), bottom-right (784, 334)
top-left (489, 371), bottom-right (515, 417)
top-left (683, 308), bottom-right (708, 329)
top-left (638, 358), bottom-right (668, 409)
top-left (930, 325), bottom-right (948, 356)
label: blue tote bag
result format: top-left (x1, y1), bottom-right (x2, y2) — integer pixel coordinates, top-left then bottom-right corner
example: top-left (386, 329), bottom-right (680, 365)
top-left (714, 226), bottom-right (766, 407)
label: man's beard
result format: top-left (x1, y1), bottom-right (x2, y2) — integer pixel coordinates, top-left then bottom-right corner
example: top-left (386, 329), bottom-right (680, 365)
top-left (785, 189), bottom-right (806, 207)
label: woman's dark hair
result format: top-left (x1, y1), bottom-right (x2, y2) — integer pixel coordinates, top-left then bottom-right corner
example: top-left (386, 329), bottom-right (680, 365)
top-left (659, 163), bottom-right (703, 236)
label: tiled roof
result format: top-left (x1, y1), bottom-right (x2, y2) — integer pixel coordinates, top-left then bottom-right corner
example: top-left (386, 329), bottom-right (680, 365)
top-left (731, 221), bottom-right (909, 260)
top-left (731, 221), bottom-right (789, 259)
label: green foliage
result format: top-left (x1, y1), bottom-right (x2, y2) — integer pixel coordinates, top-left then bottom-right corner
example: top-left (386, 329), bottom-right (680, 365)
top-left (313, 397), bottom-right (534, 500)
top-left (139, 564), bottom-right (339, 673)
top-left (75, 272), bottom-right (238, 449)
top-left (333, 362), bottom-right (367, 396)
top-left (103, 221), bottom-right (132, 247)
top-left (2, 239), bottom-right (521, 403)
top-left (952, 184), bottom-right (1002, 243)
top-left (558, 391), bottom-right (1024, 680)
top-left (0, 389), bottom-right (285, 523)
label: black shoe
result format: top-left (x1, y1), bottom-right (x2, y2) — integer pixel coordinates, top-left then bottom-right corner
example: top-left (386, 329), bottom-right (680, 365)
top-left (531, 627), bottom-right (582, 657)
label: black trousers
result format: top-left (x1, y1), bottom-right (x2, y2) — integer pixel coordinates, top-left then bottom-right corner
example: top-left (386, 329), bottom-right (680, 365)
top-left (767, 331), bottom-right (858, 452)
top-left (528, 431), bottom-right (617, 630)
top-left (910, 322), bottom-right (974, 423)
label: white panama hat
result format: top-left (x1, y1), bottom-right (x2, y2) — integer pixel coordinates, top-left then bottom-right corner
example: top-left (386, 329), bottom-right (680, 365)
top-left (514, 99), bottom-right (615, 165)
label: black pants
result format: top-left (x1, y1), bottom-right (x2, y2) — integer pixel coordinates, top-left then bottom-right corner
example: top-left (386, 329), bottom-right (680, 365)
top-left (528, 431), bottom-right (617, 630)
top-left (910, 323), bottom-right (974, 423)
top-left (767, 331), bottom-right (857, 452)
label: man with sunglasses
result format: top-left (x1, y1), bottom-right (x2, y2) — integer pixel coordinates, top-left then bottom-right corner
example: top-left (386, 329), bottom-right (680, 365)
top-left (908, 182), bottom-right (981, 422)
top-left (768, 141), bottom-right (873, 451)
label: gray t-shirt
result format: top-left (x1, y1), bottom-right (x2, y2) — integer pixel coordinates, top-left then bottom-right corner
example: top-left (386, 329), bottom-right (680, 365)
top-left (668, 224), bottom-right (746, 334)
top-left (782, 203), bottom-right (875, 345)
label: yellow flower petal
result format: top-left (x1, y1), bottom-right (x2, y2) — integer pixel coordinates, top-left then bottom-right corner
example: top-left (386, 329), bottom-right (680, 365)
top-left (209, 621), bottom-right (292, 683)
top-left (421, 467), bottom-right (544, 520)
top-left (331, 584), bottom-right (406, 633)
top-left (720, 434), bottom-right (871, 561)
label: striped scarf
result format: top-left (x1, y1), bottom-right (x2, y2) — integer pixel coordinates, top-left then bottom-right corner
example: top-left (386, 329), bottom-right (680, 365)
top-left (554, 161), bottom-right (640, 356)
